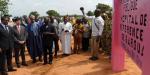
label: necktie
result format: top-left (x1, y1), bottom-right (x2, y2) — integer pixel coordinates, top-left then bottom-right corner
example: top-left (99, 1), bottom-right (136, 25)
top-left (5, 25), bottom-right (9, 33)
top-left (17, 26), bottom-right (20, 34)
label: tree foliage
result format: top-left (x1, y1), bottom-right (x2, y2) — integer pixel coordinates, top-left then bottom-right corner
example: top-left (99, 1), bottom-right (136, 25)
top-left (96, 3), bottom-right (112, 56)
top-left (0, 0), bottom-right (9, 15)
top-left (29, 11), bottom-right (40, 18)
top-left (86, 11), bottom-right (94, 16)
top-left (46, 10), bottom-right (60, 17)
top-left (96, 3), bottom-right (112, 13)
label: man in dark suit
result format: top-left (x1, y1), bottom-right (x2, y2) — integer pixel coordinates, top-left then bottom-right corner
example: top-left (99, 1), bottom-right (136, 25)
top-left (13, 17), bottom-right (28, 68)
top-left (49, 16), bottom-right (59, 58)
top-left (0, 15), bottom-right (17, 75)
top-left (40, 17), bottom-right (56, 65)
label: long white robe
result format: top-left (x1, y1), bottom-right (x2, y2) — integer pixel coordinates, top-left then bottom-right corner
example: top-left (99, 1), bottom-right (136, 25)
top-left (59, 22), bottom-right (73, 54)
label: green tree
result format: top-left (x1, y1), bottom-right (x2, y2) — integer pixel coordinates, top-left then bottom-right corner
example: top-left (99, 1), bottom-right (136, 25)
top-left (0, 0), bottom-right (9, 15)
top-left (29, 11), bottom-right (40, 18)
top-left (96, 3), bottom-right (112, 57)
top-left (96, 3), bottom-right (112, 13)
top-left (46, 10), bottom-right (60, 16)
top-left (86, 11), bottom-right (94, 16)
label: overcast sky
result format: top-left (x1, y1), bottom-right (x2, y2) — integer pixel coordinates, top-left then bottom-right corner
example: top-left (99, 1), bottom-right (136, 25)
top-left (9, 0), bottom-right (113, 16)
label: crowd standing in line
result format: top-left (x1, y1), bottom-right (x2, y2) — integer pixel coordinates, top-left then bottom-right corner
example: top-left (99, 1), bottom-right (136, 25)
top-left (0, 8), bottom-right (107, 75)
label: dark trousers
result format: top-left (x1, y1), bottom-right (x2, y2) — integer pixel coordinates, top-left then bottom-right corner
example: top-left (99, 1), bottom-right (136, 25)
top-left (43, 39), bottom-right (53, 63)
top-left (6, 48), bottom-right (13, 70)
top-left (0, 48), bottom-right (13, 73)
top-left (82, 38), bottom-right (90, 51)
top-left (54, 38), bottom-right (59, 56)
top-left (31, 36), bottom-right (43, 62)
top-left (14, 45), bottom-right (26, 65)
top-left (0, 49), bottom-right (7, 73)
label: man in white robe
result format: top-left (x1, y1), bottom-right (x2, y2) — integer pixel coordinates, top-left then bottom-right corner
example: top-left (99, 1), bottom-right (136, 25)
top-left (59, 16), bottom-right (73, 55)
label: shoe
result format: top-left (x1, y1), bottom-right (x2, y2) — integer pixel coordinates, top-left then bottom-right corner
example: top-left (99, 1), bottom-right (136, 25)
top-left (62, 54), bottom-right (70, 56)
top-left (93, 57), bottom-right (98, 60)
top-left (43, 62), bottom-right (48, 65)
top-left (89, 57), bottom-right (93, 60)
top-left (8, 68), bottom-right (17, 72)
top-left (54, 54), bottom-right (57, 58)
top-left (39, 57), bottom-right (43, 62)
top-left (1, 72), bottom-right (8, 75)
top-left (22, 63), bottom-right (28, 66)
top-left (32, 59), bottom-right (37, 63)
top-left (89, 56), bottom-right (98, 61)
top-left (49, 61), bottom-right (52, 65)
top-left (17, 64), bottom-right (21, 68)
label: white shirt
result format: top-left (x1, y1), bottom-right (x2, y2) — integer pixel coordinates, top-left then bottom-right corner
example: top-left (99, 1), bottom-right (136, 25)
top-left (16, 25), bottom-right (21, 33)
top-left (91, 16), bottom-right (104, 36)
top-left (1, 23), bottom-right (9, 32)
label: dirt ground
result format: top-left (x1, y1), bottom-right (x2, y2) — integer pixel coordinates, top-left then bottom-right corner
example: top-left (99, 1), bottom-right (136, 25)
top-left (9, 37), bottom-right (142, 75)
top-left (8, 51), bottom-right (141, 75)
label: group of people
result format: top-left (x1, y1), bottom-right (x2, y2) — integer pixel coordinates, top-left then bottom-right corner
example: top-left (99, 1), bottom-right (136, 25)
top-left (0, 9), bottom-right (104, 75)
